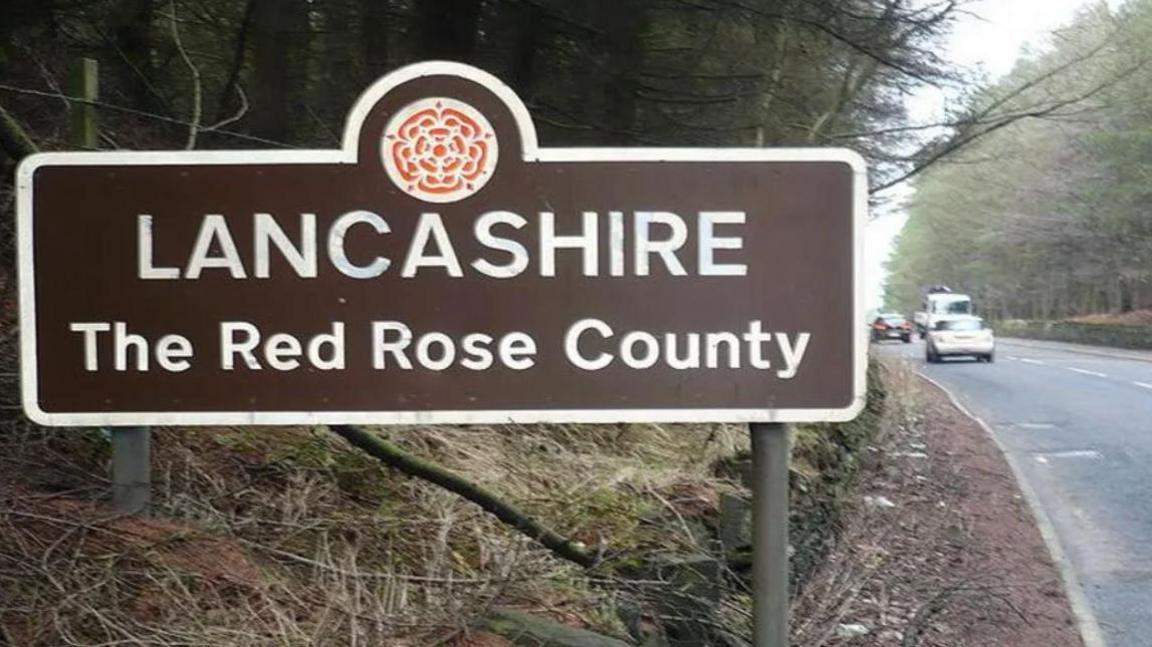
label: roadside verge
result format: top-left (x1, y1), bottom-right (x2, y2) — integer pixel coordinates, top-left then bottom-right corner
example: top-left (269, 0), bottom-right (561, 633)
top-left (918, 371), bottom-right (1107, 647)
top-left (794, 361), bottom-right (1089, 646)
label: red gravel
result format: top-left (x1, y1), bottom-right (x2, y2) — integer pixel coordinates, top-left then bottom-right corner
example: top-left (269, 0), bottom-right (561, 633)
top-left (793, 366), bottom-right (1083, 646)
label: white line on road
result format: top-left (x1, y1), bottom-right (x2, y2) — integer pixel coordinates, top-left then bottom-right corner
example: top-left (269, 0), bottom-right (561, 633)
top-left (1134, 382), bottom-right (1152, 390)
top-left (1020, 358), bottom-right (1045, 365)
top-left (1038, 450), bottom-right (1103, 460)
top-left (1068, 368), bottom-right (1108, 378)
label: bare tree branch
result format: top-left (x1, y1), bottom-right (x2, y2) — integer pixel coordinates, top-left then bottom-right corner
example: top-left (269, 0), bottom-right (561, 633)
top-left (329, 425), bottom-right (600, 569)
top-left (168, 0), bottom-right (202, 150)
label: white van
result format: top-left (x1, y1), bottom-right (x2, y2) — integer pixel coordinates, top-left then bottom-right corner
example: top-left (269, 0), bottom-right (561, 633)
top-left (914, 293), bottom-right (973, 338)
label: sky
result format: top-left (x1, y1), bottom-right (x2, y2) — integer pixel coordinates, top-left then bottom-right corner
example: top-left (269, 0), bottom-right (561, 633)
top-left (864, 0), bottom-right (1121, 311)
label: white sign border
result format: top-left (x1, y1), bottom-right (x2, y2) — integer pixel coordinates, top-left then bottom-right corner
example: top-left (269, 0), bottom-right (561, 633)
top-left (17, 61), bottom-right (869, 427)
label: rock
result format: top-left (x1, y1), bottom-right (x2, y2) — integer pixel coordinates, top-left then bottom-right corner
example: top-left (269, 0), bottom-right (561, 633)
top-left (481, 608), bottom-right (632, 647)
top-left (628, 553), bottom-right (725, 646)
top-left (836, 623), bottom-right (871, 638)
top-left (614, 594), bottom-right (661, 645)
top-left (878, 628), bottom-right (903, 642)
top-left (718, 493), bottom-right (752, 550)
top-left (651, 554), bottom-right (721, 598)
top-left (864, 495), bottom-right (897, 509)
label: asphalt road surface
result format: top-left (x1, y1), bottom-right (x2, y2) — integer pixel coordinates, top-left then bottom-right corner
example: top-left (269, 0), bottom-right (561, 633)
top-left (877, 337), bottom-right (1152, 647)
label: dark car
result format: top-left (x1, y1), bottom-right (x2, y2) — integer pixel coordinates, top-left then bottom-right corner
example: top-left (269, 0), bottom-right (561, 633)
top-left (871, 314), bottom-right (913, 343)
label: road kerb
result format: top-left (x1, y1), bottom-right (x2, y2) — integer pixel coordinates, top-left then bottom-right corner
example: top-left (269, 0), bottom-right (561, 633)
top-left (917, 371), bottom-right (1108, 647)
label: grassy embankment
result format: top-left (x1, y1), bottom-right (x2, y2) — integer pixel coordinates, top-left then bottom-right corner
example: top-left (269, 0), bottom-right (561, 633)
top-left (0, 364), bottom-right (886, 645)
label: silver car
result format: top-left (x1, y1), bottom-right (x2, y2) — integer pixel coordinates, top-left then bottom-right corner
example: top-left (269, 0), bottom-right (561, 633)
top-left (925, 316), bottom-right (995, 363)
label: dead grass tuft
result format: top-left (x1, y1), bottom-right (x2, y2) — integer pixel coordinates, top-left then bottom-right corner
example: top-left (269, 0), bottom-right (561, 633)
top-left (0, 416), bottom-right (751, 644)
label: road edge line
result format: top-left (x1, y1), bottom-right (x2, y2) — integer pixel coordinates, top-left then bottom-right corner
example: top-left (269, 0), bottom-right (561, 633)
top-left (917, 371), bottom-right (1108, 647)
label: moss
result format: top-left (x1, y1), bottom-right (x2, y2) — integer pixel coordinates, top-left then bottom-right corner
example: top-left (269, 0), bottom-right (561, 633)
top-left (544, 485), bottom-right (664, 552)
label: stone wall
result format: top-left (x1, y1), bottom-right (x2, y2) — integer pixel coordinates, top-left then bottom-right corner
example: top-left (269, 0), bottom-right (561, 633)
top-left (996, 319), bottom-right (1152, 350)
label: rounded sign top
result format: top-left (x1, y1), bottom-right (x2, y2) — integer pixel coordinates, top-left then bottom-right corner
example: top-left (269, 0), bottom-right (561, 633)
top-left (381, 97), bottom-right (499, 203)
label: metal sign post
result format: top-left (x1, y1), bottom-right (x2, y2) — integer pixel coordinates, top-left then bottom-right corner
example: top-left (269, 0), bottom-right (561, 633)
top-left (751, 422), bottom-right (791, 647)
top-left (68, 57), bottom-right (152, 515)
top-left (110, 426), bottom-right (151, 514)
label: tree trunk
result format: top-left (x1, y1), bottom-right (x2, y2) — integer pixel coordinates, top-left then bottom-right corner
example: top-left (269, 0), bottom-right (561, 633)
top-left (598, 0), bottom-right (644, 145)
top-left (506, 1), bottom-right (542, 99)
top-left (360, 0), bottom-right (390, 79)
top-left (250, 0), bottom-right (308, 142)
top-left (322, 0), bottom-right (359, 134)
top-left (1120, 277), bottom-right (1134, 313)
top-left (414, 0), bottom-right (483, 61)
top-left (106, 0), bottom-right (160, 111)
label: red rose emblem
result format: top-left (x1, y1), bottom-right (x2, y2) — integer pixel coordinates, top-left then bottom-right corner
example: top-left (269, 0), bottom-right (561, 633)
top-left (382, 98), bottom-right (498, 203)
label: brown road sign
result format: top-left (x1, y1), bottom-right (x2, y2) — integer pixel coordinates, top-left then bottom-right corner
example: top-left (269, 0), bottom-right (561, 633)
top-left (17, 62), bottom-right (867, 426)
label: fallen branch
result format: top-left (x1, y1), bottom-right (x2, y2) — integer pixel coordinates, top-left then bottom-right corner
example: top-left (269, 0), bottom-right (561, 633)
top-left (328, 425), bottom-right (598, 568)
top-left (0, 101), bottom-right (38, 161)
top-left (902, 579), bottom-right (968, 647)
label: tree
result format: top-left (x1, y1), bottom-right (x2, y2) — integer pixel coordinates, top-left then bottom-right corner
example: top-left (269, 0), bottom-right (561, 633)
top-left (885, 1), bottom-right (1152, 319)
top-left (249, 0), bottom-right (309, 142)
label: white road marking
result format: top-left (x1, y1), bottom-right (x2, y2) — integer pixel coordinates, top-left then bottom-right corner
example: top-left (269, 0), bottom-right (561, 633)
top-left (1038, 450), bottom-right (1103, 460)
top-left (1016, 422), bottom-right (1056, 430)
top-left (1068, 368), bottom-right (1107, 378)
top-left (1134, 381), bottom-right (1152, 390)
top-left (1007, 356), bottom-right (1021, 360)
top-left (1020, 358), bottom-right (1045, 365)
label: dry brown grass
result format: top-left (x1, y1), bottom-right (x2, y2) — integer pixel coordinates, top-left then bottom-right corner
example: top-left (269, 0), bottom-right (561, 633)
top-left (0, 417), bottom-right (750, 645)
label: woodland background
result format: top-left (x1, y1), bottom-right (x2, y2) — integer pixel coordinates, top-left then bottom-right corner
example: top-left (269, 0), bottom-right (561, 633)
top-left (0, 0), bottom-right (997, 431)
top-left (884, 1), bottom-right (1152, 319)
top-left (2, 0), bottom-right (1137, 324)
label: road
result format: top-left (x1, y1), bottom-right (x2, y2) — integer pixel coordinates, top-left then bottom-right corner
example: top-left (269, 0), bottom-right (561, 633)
top-left (877, 337), bottom-right (1152, 647)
